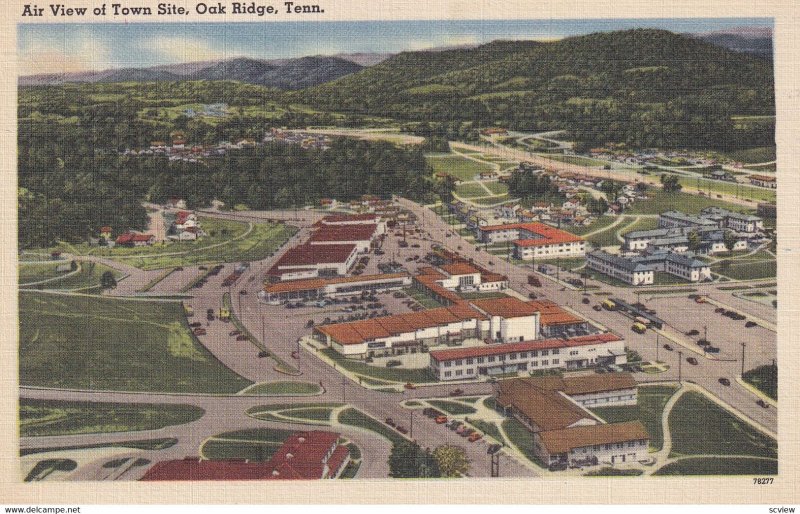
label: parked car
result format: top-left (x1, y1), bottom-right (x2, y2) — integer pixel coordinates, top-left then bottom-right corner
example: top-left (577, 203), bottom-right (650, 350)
top-left (396, 426), bottom-right (408, 434)
top-left (687, 357), bottom-right (699, 365)
top-left (229, 330), bottom-right (241, 336)
top-left (189, 322), bottom-right (202, 328)
top-left (468, 432), bottom-right (483, 442)
top-left (548, 461), bottom-right (568, 472)
top-left (581, 297), bottom-right (590, 304)
top-left (193, 328), bottom-right (207, 336)
top-left (663, 344), bottom-right (673, 351)
top-left (460, 428), bottom-right (474, 438)
top-left (718, 378), bottom-right (731, 386)
top-left (404, 382), bottom-right (416, 390)
top-left (745, 321), bottom-right (757, 328)
top-left (686, 329), bottom-right (700, 336)
top-left (435, 416), bottom-right (448, 424)
top-left (757, 399), bottom-right (769, 409)
top-left (236, 335), bottom-right (248, 342)
top-left (385, 418), bottom-right (396, 427)
top-left (449, 388), bottom-right (464, 397)
top-left (593, 305), bottom-right (602, 312)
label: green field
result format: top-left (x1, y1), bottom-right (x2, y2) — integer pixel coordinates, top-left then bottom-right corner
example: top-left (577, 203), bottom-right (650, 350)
top-left (19, 292), bottom-right (252, 393)
top-left (742, 364), bottom-right (777, 400)
top-left (21, 438), bottom-right (177, 456)
top-left (590, 385), bottom-right (678, 451)
top-left (28, 262), bottom-right (125, 291)
top-left (484, 182), bottom-right (509, 195)
top-left (720, 146), bottom-right (776, 164)
top-left (20, 399), bottom-right (204, 437)
top-left (55, 218), bottom-right (297, 270)
top-left (619, 217), bottom-right (659, 236)
top-left (473, 195), bottom-right (511, 206)
top-left (711, 259), bottom-right (776, 281)
top-left (584, 467), bottom-right (644, 476)
top-left (338, 407), bottom-right (407, 445)
top-left (668, 392), bottom-right (777, 459)
top-left (654, 457), bottom-right (777, 476)
top-left (677, 176), bottom-right (776, 203)
top-left (321, 348), bottom-right (436, 383)
top-left (538, 154), bottom-right (609, 167)
top-left (455, 182), bottom-right (491, 198)
top-left (626, 190), bottom-right (757, 216)
top-left (201, 428), bottom-right (296, 461)
top-left (426, 400), bottom-right (477, 416)
top-left (239, 381), bottom-right (323, 396)
top-left (426, 154), bottom-right (495, 181)
top-left (566, 216), bottom-right (618, 236)
top-left (19, 262), bottom-right (70, 284)
top-left (502, 418), bottom-right (547, 468)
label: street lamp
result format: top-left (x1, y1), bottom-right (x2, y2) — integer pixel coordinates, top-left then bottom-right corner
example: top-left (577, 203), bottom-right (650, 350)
top-left (741, 342), bottom-right (747, 376)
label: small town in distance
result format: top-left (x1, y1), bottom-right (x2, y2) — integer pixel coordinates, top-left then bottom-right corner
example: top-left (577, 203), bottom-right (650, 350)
top-left (18, 23), bottom-right (777, 481)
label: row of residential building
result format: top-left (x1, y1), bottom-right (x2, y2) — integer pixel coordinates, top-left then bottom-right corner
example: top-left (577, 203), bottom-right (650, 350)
top-left (586, 249), bottom-right (711, 286)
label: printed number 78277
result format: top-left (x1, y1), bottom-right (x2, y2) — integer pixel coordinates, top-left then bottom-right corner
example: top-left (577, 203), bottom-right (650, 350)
top-left (753, 478), bottom-right (774, 485)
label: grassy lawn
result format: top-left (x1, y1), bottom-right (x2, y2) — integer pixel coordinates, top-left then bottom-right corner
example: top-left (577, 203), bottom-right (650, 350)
top-left (19, 262), bottom-right (70, 284)
top-left (720, 146), bottom-right (775, 164)
top-left (539, 154), bottom-right (609, 167)
top-left (426, 154), bottom-right (494, 182)
top-left (246, 403), bottom-right (343, 421)
top-left (742, 364), bottom-right (777, 400)
top-left (21, 438), bottom-right (177, 456)
top-left (426, 400), bottom-right (477, 415)
top-left (455, 183), bottom-right (490, 198)
top-left (321, 348), bottom-right (436, 383)
top-left (19, 292), bottom-right (252, 393)
top-left (281, 407), bottom-right (335, 422)
top-left (465, 418), bottom-right (503, 442)
top-left (338, 407), bottom-right (407, 445)
top-left (55, 218), bottom-right (297, 270)
top-left (585, 224), bottom-right (624, 247)
top-left (485, 182), bottom-right (509, 195)
top-left (676, 176), bottom-right (775, 203)
top-left (502, 418), bottom-right (547, 468)
top-left (19, 399), bottom-right (204, 437)
top-left (403, 287), bottom-right (446, 309)
top-left (457, 291), bottom-right (510, 300)
top-left (24, 459), bottom-right (78, 482)
top-left (566, 216), bottom-right (618, 236)
top-left (31, 262), bottom-right (125, 291)
top-left (626, 190), bottom-right (756, 216)
top-left (619, 217), bottom-right (659, 236)
top-left (584, 467), bottom-right (644, 476)
top-left (239, 381), bottom-right (323, 396)
top-left (654, 457), bottom-right (777, 476)
top-left (711, 259), bottom-right (776, 281)
top-left (668, 392), bottom-right (777, 459)
top-left (201, 428), bottom-right (296, 461)
top-left (473, 195), bottom-right (510, 206)
top-left (589, 385), bottom-right (678, 451)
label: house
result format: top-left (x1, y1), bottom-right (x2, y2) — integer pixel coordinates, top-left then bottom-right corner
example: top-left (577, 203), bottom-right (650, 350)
top-left (115, 232), bottom-right (154, 247)
top-left (748, 174), bottom-right (777, 189)
top-left (99, 226), bottom-right (112, 239)
top-left (495, 375), bottom-right (649, 467)
top-left (141, 430), bottom-right (350, 481)
top-left (586, 250), bottom-right (654, 286)
top-left (476, 222), bottom-right (586, 260)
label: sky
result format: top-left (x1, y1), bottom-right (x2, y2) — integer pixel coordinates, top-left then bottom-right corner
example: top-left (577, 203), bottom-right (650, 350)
top-left (18, 18), bottom-right (772, 76)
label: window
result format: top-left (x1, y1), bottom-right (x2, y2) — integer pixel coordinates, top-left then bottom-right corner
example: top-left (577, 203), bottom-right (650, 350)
top-left (541, 350), bottom-right (549, 356)
top-left (604, 444), bottom-right (611, 450)
top-left (542, 360), bottom-right (549, 366)
top-left (552, 349), bottom-right (560, 355)
top-left (488, 356), bottom-right (495, 362)
top-left (477, 357), bottom-right (484, 364)
top-left (531, 361), bottom-right (538, 367)
top-left (552, 359), bottom-right (559, 365)
top-left (466, 358), bottom-right (474, 365)
top-left (520, 352), bottom-right (527, 358)
top-left (444, 361), bottom-right (452, 367)
top-left (444, 371), bottom-right (451, 377)
top-left (455, 360), bottom-right (462, 366)
top-left (532, 351), bottom-right (538, 357)
top-left (455, 370), bottom-right (462, 376)
top-left (510, 353), bottom-right (517, 360)
top-left (616, 443), bottom-right (624, 449)
top-left (466, 369), bottom-right (473, 375)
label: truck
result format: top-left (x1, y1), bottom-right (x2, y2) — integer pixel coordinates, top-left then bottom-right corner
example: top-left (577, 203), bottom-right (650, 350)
top-left (631, 322), bottom-right (647, 334)
top-left (219, 306), bottom-right (231, 321)
top-left (527, 275), bottom-right (541, 287)
top-left (602, 299), bottom-right (617, 311)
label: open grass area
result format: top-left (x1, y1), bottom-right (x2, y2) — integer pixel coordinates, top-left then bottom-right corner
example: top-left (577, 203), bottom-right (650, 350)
top-left (239, 381), bottom-right (323, 396)
top-left (590, 385), bottom-right (678, 451)
top-left (403, 287), bottom-right (446, 309)
top-left (742, 364), bottom-right (777, 401)
top-left (720, 146), bottom-right (776, 164)
top-left (201, 428), bottom-right (295, 461)
top-left (711, 259), bottom-right (776, 281)
top-left (465, 418), bottom-right (503, 443)
top-left (502, 418), bottom-right (547, 469)
top-left (484, 182), bottom-right (509, 195)
top-left (24, 458), bottom-right (78, 482)
top-left (619, 217), bottom-right (659, 236)
top-left (321, 348), bottom-right (436, 383)
top-left (19, 262), bottom-right (70, 284)
top-left (21, 438), bottom-right (177, 456)
top-left (246, 403), bottom-right (343, 422)
top-left (566, 216), bottom-right (618, 236)
top-left (539, 154), bottom-right (609, 167)
top-left (472, 195), bottom-right (511, 206)
top-left (19, 292), bottom-right (252, 393)
top-left (55, 218), bottom-right (297, 270)
top-left (426, 400), bottom-right (477, 416)
top-left (31, 262), bottom-right (125, 291)
top-left (455, 182), bottom-right (491, 198)
top-left (19, 399), bottom-right (204, 437)
top-left (626, 190), bottom-right (756, 216)
top-left (676, 176), bottom-right (776, 203)
top-left (668, 392), bottom-right (777, 459)
top-left (426, 154), bottom-right (495, 182)
top-left (654, 457), bottom-right (777, 476)
top-left (338, 407), bottom-right (407, 445)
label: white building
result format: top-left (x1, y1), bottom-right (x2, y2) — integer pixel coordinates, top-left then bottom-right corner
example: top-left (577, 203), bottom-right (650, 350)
top-left (586, 250), bottom-right (654, 286)
top-left (476, 222), bottom-right (586, 260)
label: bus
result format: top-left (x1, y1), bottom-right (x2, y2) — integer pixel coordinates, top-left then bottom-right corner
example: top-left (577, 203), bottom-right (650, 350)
top-left (602, 299), bottom-right (617, 311)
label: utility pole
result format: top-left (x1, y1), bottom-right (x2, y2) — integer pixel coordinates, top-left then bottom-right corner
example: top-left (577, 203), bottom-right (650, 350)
top-left (677, 350), bottom-right (683, 383)
top-left (410, 410), bottom-right (414, 439)
top-left (655, 332), bottom-right (659, 363)
top-left (490, 451), bottom-right (500, 477)
top-left (741, 342), bottom-right (747, 376)
top-left (342, 377), bottom-right (347, 402)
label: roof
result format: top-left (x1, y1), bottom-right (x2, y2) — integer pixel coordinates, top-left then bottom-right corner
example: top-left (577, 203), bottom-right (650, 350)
top-left (478, 222), bottom-right (583, 247)
top-left (470, 296), bottom-right (541, 318)
top-left (748, 174), bottom-right (776, 182)
top-left (587, 250), bottom-right (652, 273)
top-left (429, 333), bottom-right (622, 362)
top-left (316, 304), bottom-right (485, 345)
top-left (264, 273), bottom-right (408, 294)
top-left (322, 213), bottom-right (378, 223)
top-left (496, 378), bottom-right (595, 432)
top-left (527, 300), bottom-right (584, 326)
top-left (140, 460), bottom-right (276, 481)
top-left (537, 421), bottom-right (649, 455)
top-left (100, 226), bottom-right (112, 232)
top-left (308, 224), bottom-right (377, 243)
top-left (271, 244), bottom-right (357, 269)
top-left (440, 262), bottom-right (481, 276)
top-left (525, 372), bottom-right (638, 396)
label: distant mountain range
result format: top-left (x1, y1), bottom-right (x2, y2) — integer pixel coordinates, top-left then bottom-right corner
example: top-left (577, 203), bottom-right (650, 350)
top-left (19, 27), bottom-right (772, 87)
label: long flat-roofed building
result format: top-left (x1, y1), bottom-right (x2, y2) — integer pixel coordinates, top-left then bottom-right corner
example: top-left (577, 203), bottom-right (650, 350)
top-left (260, 273), bottom-right (412, 303)
top-left (307, 223), bottom-right (379, 253)
top-left (429, 332), bottom-right (626, 380)
top-left (267, 243), bottom-right (359, 281)
top-left (495, 374), bottom-right (649, 468)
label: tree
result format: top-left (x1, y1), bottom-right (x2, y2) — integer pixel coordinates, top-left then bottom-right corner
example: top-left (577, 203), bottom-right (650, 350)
top-left (100, 270), bottom-right (117, 290)
top-left (388, 441), bottom-right (440, 478)
top-left (660, 174), bottom-right (682, 193)
top-left (432, 444), bottom-right (469, 477)
top-left (434, 175), bottom-right (457, 204)
top-left (687, 230), bottom-right (701, 252)
top-left (723, 230), bottom-right (739, 252)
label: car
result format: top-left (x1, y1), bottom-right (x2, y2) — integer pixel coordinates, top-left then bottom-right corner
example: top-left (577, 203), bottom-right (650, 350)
top-left (207, 308), bottom-right (214, 314)
top-left (593, 305), bottom-right (602, 311)
top-left (290, 351), bottom-right (299, 359)
top-left (715, 307), bottom-right (725, 313)
top-left (460, 428), bottom-right (474, 437)
top-left (257, 350), bottom-right (269, 358)
top-left (449, 388), bottom-right (464, 397)
top-left (229, 330), bottom-right (241, 336)
top-left (189, 322), bottom-right (202, 328)
top-left (435, 416), bottom-right (448, 424)
top-left (686, 329), bottom-right (700, 336)
top-left (396, 426), bottom-right (408, 434)
top-left (548, 461), bottom-right (568, 472)
top-left (528, 292), bottom-right (538, 300)
top-left (175, 266), bottom-right (184, 271)
top-left (687, 357), bottom-right (698, 365)
top-left (719, 378), bottom-right (731, 386)
top-left (448, 421), bottom-right (463, 431)
top-left (757, 399), bottom-right (769, 409)
top-left (745, 321), bottom-right (758, 328)
top-left (455, 425), bottom-right (469, 434)
top-left (404, 382), bottom-right (416, 389)
top-left (385, 418), bottom-right (396, 427)
top-left (411, 244), bottom-right (420, 248)
top-left (199, 266), bottom-right (208, 271)
top-left (694, 297), bottom-right (706, 304)
top-left (236, 335), bottom-right (248, 341)
top-left (663, 344), bottom-right (673, 351)
top-left (581, 297), bottom-right (590, 304)
top-left (193, 328), bottom-right (207, 336)
top-left (468, 432), bottom-right (483, 442)
top-left (240, 290), bottom-right (248, 295)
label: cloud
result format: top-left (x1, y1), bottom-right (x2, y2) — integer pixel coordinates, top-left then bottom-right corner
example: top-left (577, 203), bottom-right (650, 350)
top-left (141, 36), bottom-right (227, 63)
top-left (19, 30), bottom-right (112, 75)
